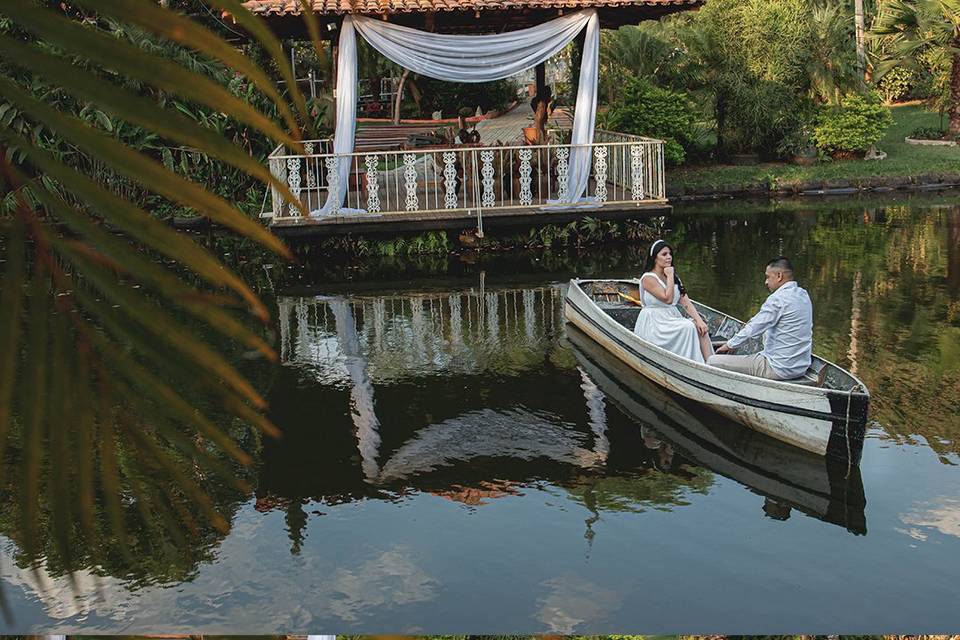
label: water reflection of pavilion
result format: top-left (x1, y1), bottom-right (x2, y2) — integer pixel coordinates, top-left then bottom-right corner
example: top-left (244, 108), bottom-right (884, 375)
top-left (264, 280), bottom-right (865, 547)
top-left (277, 283), bottom-right (566, 380)
top-left (269, 283), bottom-right (611, 494)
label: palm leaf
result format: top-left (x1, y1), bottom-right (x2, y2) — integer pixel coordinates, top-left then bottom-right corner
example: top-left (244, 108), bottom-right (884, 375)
top-left (0, 0), bottom-right (321, 584)
top-left (0, 2), bottom-right (302, 152)
top-left (70, 0), bottom-right (311, 140)
top-left (0, 33), bottom-right (305, 218)
top-left (0, 219), bottom-right (25, 469)
top-left (18, 167), bottom-right (275, 358)
top-left (0, 75), bottom-right (291, 258)
top-left (0, 128), bottom-right (274, 321)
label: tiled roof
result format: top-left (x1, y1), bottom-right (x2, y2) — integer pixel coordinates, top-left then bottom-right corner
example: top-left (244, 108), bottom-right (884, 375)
top-left (242, 0), bottom-right (701, 16)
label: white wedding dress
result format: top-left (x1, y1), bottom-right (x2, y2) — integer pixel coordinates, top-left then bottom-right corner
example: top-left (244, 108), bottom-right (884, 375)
top-left (633, 272), bottom-right (706, 364)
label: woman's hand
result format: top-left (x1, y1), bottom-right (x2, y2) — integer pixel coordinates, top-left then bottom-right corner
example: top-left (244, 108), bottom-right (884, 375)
top-left (693, 318), bottom-right (708, 336)
top-left (663, 266), bottom-right (675, 280)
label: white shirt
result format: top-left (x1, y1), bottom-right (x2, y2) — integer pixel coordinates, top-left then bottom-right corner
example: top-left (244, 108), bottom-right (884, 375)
top-left (727, 281), bottom-right (813, 379)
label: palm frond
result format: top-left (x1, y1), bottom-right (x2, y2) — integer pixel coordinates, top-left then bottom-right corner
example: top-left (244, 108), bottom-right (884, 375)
top-left (0, 0), bottom-right (308, 586)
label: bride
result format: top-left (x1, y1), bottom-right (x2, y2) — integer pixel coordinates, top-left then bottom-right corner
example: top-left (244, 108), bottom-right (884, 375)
top-left (634, 239), bottom-right (714, 363)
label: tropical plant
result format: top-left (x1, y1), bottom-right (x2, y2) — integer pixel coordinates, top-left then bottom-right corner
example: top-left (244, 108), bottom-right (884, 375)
top-left (909, 124), bottom-right (955, 138)
top-left (670, 0), bottom-right (825, 155)
top-left (0, 0), bottom-right (311, 578)
top-left (806, 1), bottom-right (863, 104)
top-left (878, 64), bottom-right (918, 101)
top-left (872, 0), bottom-right (960, 134)
top-left (412, 77), bottom-right (518, 119)
top-left (599, 26), bottom-right (682, 100)
top-left (603, 77), bottom-right (699, 165)
top-left (812, 92), bottom-right (895, 154)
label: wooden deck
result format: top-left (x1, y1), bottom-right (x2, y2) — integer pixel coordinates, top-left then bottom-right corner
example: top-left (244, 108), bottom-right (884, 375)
top-left (270, 200), bottom-right (671, 237)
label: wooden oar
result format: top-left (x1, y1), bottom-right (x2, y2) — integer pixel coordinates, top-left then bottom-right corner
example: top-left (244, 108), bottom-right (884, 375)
top-left (618, 292), bottom-right (642, 306)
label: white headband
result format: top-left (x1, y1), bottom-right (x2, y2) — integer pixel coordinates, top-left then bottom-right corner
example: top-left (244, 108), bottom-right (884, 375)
top-left (650, 240), bottom-right (666, 257)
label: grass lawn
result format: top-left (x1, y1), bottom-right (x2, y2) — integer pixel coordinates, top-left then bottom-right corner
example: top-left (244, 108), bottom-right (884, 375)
top-left (668, 104), bottom-right (960, 191)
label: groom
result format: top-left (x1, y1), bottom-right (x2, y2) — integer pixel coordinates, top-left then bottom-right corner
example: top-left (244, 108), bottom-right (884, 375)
top-left (708, 257), bottom-right (813, 381)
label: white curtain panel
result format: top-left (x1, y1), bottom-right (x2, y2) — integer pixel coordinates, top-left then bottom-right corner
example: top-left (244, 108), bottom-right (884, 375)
top-left (314, 9), bottom-right (600, 217)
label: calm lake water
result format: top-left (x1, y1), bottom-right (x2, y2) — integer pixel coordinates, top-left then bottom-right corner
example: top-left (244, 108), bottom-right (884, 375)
top-left (3, 193), bottom-right (960, 632)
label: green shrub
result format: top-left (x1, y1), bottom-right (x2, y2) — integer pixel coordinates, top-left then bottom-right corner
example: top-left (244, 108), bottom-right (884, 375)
top-left (878, 66), bottom-right (914, 104)
top-left (909, 126), bottom-right (954, 141)
top-left (415, 77), bottom-right (517, 118)
top-left (812, 93), bottom-right (893, 154)
top-left (603, 78), bottom-right (698, 165)
top-left (723, 80), bottom-right (814, 156)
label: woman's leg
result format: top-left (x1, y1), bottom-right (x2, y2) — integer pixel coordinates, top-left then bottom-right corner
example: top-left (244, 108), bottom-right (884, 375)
top-left (698, 330), bottom-right (714, 362)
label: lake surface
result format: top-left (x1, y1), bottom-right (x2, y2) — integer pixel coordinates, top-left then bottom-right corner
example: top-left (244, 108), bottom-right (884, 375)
top-left (3, 193), bottom-right (960, 632)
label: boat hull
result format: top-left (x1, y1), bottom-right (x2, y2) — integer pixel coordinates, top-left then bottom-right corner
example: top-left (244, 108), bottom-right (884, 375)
top-left (566, 325), bottom-right (866, 534)
top-left (564, 279), bottom-right (867, 462)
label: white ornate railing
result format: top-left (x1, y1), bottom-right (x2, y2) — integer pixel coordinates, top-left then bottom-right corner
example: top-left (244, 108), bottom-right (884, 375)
top-left (266, 130), bottom-right (665, 221)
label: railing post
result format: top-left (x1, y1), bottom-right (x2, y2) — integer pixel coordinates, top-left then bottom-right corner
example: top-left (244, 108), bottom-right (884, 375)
top-left (286, 155), bottom-right (301, 218)
top-left (269, 155), bottom-right (286, 218)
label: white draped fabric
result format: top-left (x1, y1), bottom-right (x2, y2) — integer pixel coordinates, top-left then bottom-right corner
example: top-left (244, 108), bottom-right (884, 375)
top-left (314, 9), bottom-right (600, 217)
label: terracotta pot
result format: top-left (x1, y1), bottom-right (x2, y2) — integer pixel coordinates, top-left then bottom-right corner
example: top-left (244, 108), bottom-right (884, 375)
top-left (522, 126), bottom-right (541, 145)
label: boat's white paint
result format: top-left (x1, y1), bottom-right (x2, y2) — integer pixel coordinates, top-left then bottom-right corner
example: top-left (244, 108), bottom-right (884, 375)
top-left (564, 279), bottom-right (867, 456)
top-left (567, 327), bottom-right (835, 515)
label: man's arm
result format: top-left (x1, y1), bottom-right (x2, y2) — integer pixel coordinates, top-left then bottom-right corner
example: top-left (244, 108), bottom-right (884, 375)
top-left (726, 295), bottom-right (783, 349)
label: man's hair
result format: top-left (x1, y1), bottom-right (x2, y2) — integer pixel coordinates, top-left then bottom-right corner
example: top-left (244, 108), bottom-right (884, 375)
top-left (767, 256), bottom-right (794, 276)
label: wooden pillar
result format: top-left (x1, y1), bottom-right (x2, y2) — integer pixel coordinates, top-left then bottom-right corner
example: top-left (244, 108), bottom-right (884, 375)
top-left (534, 62), bottom-right (549, 144)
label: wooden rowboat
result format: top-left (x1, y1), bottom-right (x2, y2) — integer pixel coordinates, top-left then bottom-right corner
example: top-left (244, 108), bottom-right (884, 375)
top-left (566, 325), bottom-right (866, 534)
top-left (564, 279), bottom-right (870, 463)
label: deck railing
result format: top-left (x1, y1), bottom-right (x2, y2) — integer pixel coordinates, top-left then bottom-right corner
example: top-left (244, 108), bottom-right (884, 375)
top-left (266, 130), bottom-right (665, 221)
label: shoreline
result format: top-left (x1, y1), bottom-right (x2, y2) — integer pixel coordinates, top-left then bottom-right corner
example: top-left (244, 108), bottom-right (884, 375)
top-left (667, 171), bottom-right (960, 202)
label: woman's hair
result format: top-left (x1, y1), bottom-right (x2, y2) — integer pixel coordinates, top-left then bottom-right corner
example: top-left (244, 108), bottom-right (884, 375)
top-left (643, 239), bottom-right (686, 296)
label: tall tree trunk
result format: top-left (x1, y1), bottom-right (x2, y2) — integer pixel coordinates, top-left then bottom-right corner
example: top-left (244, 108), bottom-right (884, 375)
top-left (854, 0), bottom-right (866, 86)
top-left (393, 68), bottom-right (411, 125)
top-left (950, 36), bottom-right (960, 136)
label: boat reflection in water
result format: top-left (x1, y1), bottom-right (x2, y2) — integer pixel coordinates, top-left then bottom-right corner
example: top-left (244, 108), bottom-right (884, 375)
top-left (566, 325), bottom-right (867, 535)
top-left (262, 284), bottom-right (865, 546)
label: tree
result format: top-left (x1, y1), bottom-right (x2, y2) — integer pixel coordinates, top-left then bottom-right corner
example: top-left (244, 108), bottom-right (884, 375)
top-left (0, 0), bottom-right (309, 577)
top-left (873, 0), bottom-right (960, 134)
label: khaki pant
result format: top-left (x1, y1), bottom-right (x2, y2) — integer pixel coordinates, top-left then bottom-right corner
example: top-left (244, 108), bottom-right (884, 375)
top-left (707, 352), bottom-right (782, 380)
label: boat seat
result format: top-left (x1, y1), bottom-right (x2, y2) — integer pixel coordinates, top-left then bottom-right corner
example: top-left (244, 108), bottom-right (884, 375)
top-left (784, 367), bottom-right (829, 387)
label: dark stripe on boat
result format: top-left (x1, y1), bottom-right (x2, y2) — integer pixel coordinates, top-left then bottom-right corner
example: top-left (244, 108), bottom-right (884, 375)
top-left (566, 298), bottom-right (868, 425)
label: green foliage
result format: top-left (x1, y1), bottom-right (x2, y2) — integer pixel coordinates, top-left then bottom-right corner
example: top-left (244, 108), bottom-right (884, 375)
top-left (722, 80), bottom-right (815, 155)
top-left (413, 77), bottom-right (517, 118)
top-left (872, 0), bottom-right (960, 132)
top-left (0, 0), bottom-right (310, 579)
top-left (653, 0), bottom-right (860, 154)
top-left (909, 125), bottom-right (954, 139)
top-left (813, 93), bottom-right (895, 153)
top-left (878, 65), bottom-right (916, 103)
top-left (776, 122), bottom-right (817, 158)
top-left (604, 78), bottom-right (698, 165)
top-left (670, 104), bottom-right (960, 189)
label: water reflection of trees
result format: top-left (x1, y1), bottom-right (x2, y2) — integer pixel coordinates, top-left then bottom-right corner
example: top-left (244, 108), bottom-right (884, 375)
top-left (676, 204), bottom-right (960, 460)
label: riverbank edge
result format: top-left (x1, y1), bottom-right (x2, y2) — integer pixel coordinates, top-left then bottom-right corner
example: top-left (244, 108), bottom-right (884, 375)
top-left (666, 171), bottom-right (960, 201)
